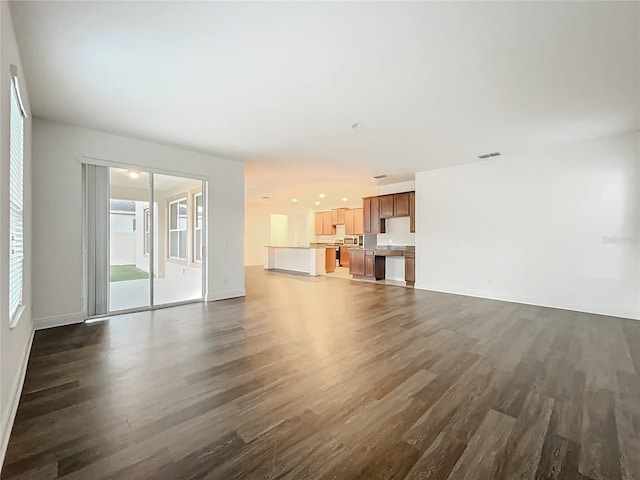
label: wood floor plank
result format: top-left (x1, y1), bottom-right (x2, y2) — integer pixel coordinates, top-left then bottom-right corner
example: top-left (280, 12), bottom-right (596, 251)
top-left (1, 266), bottom-right (638, 479)
top-left (579, 387), bottom-right (623, 480)
top-left (446, 409), bottom-right (516, 480)
top-left (535, 433), bottom-right (587, 480)
top-left (496, 389), bottom-right (554, 480)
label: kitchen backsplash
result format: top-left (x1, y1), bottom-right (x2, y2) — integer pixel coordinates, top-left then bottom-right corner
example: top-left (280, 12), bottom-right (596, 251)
top-left (376, 217), bottom-right (416, 246)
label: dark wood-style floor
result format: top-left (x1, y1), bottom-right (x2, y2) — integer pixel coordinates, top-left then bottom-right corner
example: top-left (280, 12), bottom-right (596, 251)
top-left (3, 266), bottom-right (640, 479)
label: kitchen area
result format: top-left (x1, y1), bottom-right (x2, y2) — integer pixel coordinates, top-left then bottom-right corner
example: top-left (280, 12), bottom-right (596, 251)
top-left (264, 189), bottom-right (416, 287)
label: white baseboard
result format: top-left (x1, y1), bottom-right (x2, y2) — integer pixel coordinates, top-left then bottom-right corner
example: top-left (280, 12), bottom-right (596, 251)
top-left (206, 289), bottom-right (246, 302)
top-left (33, 311), bottom-right (84, 330)
top-left (0, 327), bottom-right (34, 468)
top-left (414, 283), bottom-right (640, 321)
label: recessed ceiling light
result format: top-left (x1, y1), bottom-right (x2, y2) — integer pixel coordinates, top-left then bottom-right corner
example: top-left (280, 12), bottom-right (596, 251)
top-left (342, 197), bottom-right (348, 202)
top-left (315, 201), bottom-right (320, 205)
top-left (319, 193), bottom-right (325, 198)
top-left (352, 122), bottom-right (361, 132)
top-left (128, 171), bottom-right (140, 179)
top-left (291, 198), bottom-right (298, 204)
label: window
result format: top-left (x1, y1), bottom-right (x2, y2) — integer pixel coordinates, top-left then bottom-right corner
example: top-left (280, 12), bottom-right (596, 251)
top-left (168, 198), bottom-right (187, 260)
top-left (193, 193), bottom-right (203, 263)
top-left (143, 208), bottom-right (150, 255)
top-left (9, 65), bottom-right (26, 323)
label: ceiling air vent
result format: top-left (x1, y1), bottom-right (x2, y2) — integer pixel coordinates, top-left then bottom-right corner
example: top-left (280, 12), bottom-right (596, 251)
top-left (261, 196), bottom-right (270, 200)
top-left (478, 152), bottom-right (501, 159)
top-left (372, 174), bottom-right (387, 179)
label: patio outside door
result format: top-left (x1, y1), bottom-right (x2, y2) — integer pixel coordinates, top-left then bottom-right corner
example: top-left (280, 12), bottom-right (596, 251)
top-left (84, 164), bottom-right (206, 317)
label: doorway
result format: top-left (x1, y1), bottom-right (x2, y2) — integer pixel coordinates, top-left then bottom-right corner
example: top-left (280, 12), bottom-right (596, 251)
top-left (84, 164), bottom-right (206, 317)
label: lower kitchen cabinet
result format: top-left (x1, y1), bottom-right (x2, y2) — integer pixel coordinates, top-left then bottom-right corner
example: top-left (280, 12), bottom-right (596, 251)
top-left (340, 246), bottom-right (350, 267)
top-left (349, 249), bottom-right (364, 276)
top-left (404, 251), bottom-right (415, 286)
top-left (350, 250), bottom-right (384, 280)
top-left (325, 247), bottom-right (336, 273)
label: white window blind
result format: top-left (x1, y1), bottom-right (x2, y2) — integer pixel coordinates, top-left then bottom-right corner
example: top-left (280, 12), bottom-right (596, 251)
top-left (9, 64), bottom-right (26, 322)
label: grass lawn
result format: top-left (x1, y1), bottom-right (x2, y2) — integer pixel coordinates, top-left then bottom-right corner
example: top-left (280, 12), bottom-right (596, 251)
top-left (110, 264), bottom-right (150, 282)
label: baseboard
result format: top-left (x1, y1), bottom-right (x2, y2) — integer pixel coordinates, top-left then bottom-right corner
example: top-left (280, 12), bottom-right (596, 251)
top-left (414, 283), bottom-right (640, 321)
top-left (206, 289), bottom-right (246, 302)
top-left (33, 311), bottom-right (84, 330)
top-left (0, 327), bottom-right (34, 467)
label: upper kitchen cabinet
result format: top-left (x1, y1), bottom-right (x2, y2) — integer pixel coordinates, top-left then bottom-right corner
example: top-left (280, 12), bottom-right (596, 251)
top-left (344, 209), bottom-right (355, 234)
top-left (362, 191), bottom-right (415, 233)
top-left (314, 211), bottom-right (336, 236)
top-left (353, 208), bottom-right (364, 234)
top-left (314, 212), bottom-right (323, 236)
top-left (363, 197), bottom-right (381, 234)
top-left (379, 195), bottom-right (394, 218)
top-left (331, 208), bottom-right (347, 226)
top-left (394, 192), bottom-right (410, 217)
top-left (322, 211), bottom-right (334, 235)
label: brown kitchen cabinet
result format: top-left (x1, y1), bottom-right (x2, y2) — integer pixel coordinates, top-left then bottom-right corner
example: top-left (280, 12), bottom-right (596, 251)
top-left (349, 249), bottom-right (365, 276)
top-left (363, 197), bottom-right (381, 234)
top-left (314, 212), bottom-right (323, 236)
top-left (322, 211), bottom-right (334, 235)
top-left (344, 209), bottom-right (355, 234)
top-left (350, 249), bottom-right (385, 280)
top-left (409, 192), bottom-right (415, 233)
top-left (331, 209), bottom-right (338, 226)
top-left (340, 246), bottom-right (350, 267)
top-left (404, 251), bottom-right (415, 286)
top-left (325, 247), bottom-right (336, 273)
top-left (314, 211), bottom-right (336, 236)
top-left (353, 208), bottom-right (364, 234)
top-left (364, 253), bottom-right (374, 277)
top-left (394, 192), bottom-right (410, 217)
top-left (379, 195), bottom-right (394, 218)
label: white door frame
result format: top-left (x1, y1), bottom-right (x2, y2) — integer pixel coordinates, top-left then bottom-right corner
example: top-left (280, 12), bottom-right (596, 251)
top-left (80, 156), bottom-right (207, 319)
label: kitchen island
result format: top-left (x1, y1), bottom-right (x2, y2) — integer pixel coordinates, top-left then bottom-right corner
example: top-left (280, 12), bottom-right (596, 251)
top-left (264, 246), bottom-right (327, 276)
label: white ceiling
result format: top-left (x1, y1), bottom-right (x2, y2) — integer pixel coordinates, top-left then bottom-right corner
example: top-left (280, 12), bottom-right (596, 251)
top-left (10, 1), bottom-right (640, 203)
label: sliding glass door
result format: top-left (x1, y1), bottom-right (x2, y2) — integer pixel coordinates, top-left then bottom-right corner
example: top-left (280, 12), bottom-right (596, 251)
top-left (109, 168), bottom-right (151, 311)
top-left (84, 163), bottom-right (206, 317)
top-left (152, 174), bottom-right (204, 306)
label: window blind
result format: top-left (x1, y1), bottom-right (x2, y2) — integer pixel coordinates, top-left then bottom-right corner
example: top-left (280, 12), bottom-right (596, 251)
top-left (9, 65), bottom-right (26, 321)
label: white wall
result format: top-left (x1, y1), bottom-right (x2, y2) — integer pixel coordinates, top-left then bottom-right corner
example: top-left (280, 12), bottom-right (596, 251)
top-left (377, 180), bottom-right (415, 195)
top-left (378, 217), bottom-right (415, 246)
top-left (0, 0), bottom-right (34, 465)
top-left (415, 133), bottom-right (640, 320)
top-left (109, 233), bottom-right (136, 265)
top-left (32, 118), bottom-right (245, 326)
top-left (245, 203), bottom-right (309, 266)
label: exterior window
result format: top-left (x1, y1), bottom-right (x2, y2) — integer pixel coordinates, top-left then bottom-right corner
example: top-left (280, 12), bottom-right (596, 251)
top-left (193, 193), bottom-right (203, 263)
top-left (143, 208), bottom-right (150, 255)
top-left (9, 65), bottom-right (26, 323)
top-left (168, 198), bottom-right (187, 260)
